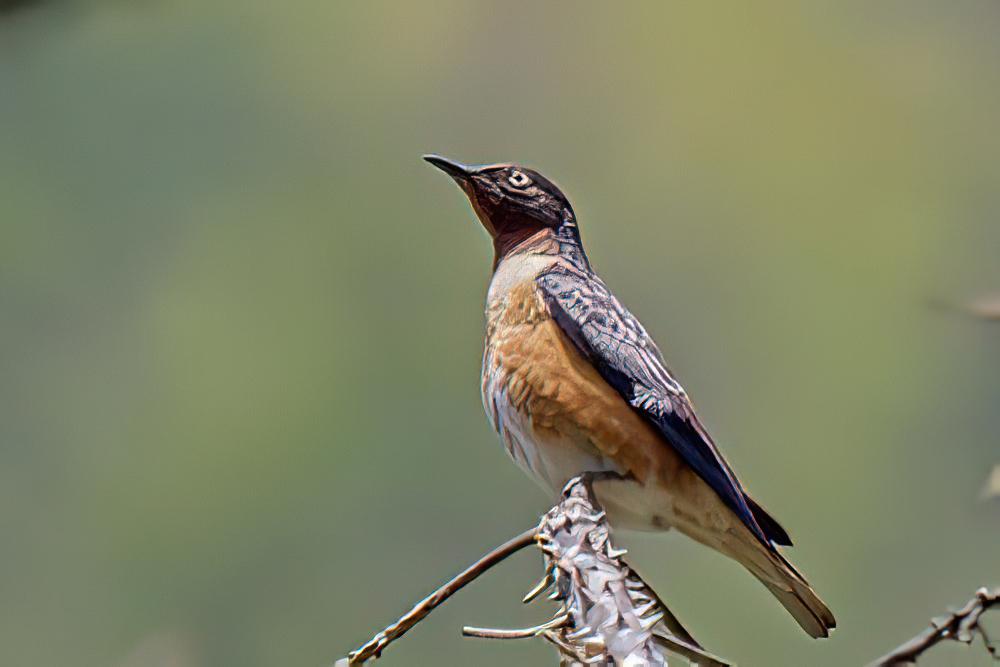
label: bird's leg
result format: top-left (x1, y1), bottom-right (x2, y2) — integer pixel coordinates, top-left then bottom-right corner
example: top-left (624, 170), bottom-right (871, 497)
top-left (569, 470), bottom-right (629, 497)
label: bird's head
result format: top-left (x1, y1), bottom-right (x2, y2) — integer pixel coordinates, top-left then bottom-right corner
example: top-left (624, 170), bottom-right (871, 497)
top-left (424, 154), bottom-right (576, 256)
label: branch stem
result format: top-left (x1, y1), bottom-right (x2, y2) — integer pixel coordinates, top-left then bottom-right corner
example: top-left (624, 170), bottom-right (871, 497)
top-left (346, 527), bottom-right (537, 664)
top-left (869, 587), bottom-right (1000, 666)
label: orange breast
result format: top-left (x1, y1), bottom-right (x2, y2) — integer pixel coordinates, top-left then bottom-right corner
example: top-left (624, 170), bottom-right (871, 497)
top-left (482, 280), bottom-right (683, 490)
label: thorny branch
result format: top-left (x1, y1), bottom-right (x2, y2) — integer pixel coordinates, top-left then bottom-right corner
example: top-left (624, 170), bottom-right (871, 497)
top-left (869, 587), bottom-right (1000, 666)
top-left (496, 476), bottom-right (731, 666)
top-left (340, 476), bottom-right (730, 666)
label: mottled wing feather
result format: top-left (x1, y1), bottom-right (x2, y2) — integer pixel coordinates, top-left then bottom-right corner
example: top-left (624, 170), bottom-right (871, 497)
top-left (537, 263), bottom-right (785, 548)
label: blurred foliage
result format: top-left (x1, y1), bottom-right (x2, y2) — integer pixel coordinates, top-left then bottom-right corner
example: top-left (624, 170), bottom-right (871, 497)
top-left (1, 2), bottom-right (999, 666)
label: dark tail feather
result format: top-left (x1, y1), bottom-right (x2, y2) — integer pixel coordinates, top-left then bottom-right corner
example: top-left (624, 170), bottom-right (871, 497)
top-left (746, 495), bottom-right (793, 546)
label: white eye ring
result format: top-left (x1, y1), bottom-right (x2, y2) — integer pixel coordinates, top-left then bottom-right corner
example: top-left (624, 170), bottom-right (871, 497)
top-left (508, 170), bottom-right (531, 188)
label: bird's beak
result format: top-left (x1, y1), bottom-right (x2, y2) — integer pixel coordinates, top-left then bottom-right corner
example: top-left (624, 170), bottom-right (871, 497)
top-left (423, 154), bottom-right (476, 181)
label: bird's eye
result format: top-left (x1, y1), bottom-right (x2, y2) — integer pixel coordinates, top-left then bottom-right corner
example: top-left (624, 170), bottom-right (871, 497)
top-left (507, 170), bottom-right (531, 188)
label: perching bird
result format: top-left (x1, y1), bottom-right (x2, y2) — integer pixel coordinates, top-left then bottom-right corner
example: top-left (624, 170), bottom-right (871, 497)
top-left (424, 154), bottom-right (836, 638)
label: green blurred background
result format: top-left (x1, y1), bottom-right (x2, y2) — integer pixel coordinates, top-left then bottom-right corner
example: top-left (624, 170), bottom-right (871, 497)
top-left (2, 2), bottom-right (999, 665)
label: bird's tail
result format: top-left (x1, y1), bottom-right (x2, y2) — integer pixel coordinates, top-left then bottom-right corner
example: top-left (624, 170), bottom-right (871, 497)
top-left (736, 540), bottom-right (836, 638)
top-left (758, 558), bottom-right (836, 638)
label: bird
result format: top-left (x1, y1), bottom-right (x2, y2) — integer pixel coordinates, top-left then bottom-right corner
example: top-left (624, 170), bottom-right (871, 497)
top-left (423, 154), bottom-right (836, 639)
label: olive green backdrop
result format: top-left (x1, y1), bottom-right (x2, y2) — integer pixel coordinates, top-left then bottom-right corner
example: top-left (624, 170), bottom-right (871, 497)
top-left (2, 2), bottom-right (999, 665)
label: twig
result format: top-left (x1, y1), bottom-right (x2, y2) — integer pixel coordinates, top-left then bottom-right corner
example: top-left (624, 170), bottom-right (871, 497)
top-left (869, 587), bottom-right (1000, 665)
top-left (963, 294), bottom-right (1000, 321)
top-left (344, 526), bottom-right (537, 664)
top-left (463, 613), bottom-right (571, 639)
top-left (928, 294), bottom-right (1000, 321)
top-left (982, 465), bottom-right (1000, 501)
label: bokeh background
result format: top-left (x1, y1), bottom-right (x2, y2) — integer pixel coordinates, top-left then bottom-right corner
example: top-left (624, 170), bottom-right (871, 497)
top-left (3, 2), bottom-right (999, 665)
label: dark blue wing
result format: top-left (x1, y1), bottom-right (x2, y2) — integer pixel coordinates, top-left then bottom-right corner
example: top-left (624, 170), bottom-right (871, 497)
top-left (537, 263), bottom-right (789, 548)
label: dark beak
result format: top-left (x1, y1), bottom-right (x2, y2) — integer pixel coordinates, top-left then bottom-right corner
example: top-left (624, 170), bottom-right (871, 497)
top-left (423, 154), bottom-right (475, 181)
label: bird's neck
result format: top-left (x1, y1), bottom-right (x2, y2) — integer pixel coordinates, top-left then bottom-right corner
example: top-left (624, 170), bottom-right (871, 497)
top-left (493, 219), bottom-right (590, 273)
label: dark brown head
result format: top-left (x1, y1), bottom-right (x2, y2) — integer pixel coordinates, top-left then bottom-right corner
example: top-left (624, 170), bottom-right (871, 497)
top-left (424, 154), bottom-right (578, 261)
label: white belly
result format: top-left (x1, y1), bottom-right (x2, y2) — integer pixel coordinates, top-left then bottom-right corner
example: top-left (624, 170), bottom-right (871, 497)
top-left (483, 383), bottom-right (673, 532)
top-left (486, 381), bottom-right (618, 493)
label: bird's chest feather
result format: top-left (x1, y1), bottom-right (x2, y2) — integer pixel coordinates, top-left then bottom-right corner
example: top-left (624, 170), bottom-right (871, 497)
top-left (481, 279), bottom-right (636, 494)
top-left (479, 275), bottom-right (699, 532)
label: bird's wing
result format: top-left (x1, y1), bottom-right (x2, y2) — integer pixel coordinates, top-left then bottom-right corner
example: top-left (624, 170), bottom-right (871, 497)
top-left (537, 263), bottom-right (789, 548)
